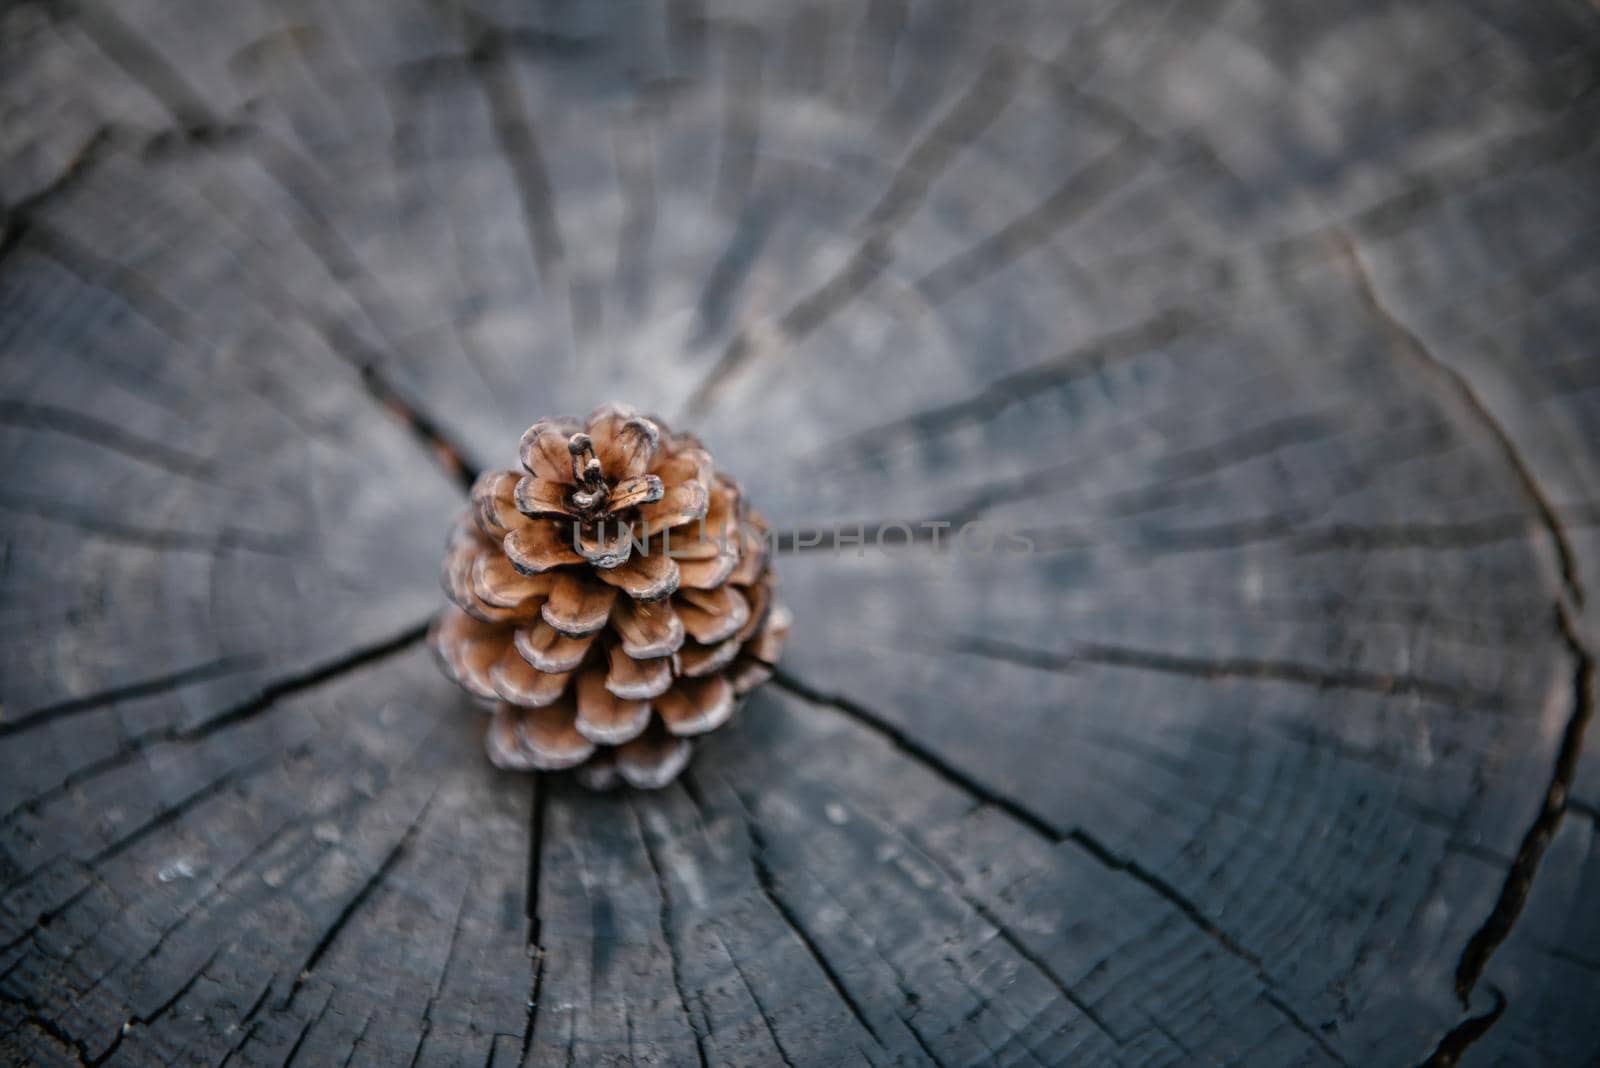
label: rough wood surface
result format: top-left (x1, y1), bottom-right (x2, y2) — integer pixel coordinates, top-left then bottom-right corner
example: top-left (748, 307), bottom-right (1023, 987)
top-left (3, 1), bottom-right (1599, 1064)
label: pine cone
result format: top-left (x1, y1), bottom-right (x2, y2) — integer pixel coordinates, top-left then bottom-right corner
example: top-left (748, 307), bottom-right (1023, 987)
top-left (429, 404), bottom-right (791, 789)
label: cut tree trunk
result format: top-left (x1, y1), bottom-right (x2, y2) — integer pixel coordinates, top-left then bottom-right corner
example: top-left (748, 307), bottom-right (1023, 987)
top-left (3, 1), bottom-right (1599, 1065)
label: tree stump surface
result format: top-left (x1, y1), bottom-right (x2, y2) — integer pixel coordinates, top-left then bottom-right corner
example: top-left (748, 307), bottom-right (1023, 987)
top-left (3, 1), bottom-right (1599, 1065)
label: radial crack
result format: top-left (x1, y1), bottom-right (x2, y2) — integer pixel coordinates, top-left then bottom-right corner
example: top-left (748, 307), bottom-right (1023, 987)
top-left (770, 668), bottom-right (1062, 841)
top-left (0, 400), bottom-right (217, 480)
top-left (1414, 987), bottom-right (1507, 1068)
top-left (25, 10), bottom-right (484, 499)
top-left (85, 746), bottom-right (307, 868)
top-left (69, 1), bottom-right (220, 130)
top-left (773, 668), bottom-right (1349, 1065)
top-left (281, 792), bottom-right (436, 1009)
top-left (915, 137), bottom-right (1149, 302)
top-left (963, 896), bottom-right (1123, 1045)
top-left (0, 655), bottom-right (259, 738)
top-left (863, 46), bottom-right (1025, 232)
top-left (1452, 604), bottom-right (1595, 1003)
top-left (182, 620), bottom-right (434, 741)
top-left (631, 801), bottom-right (712, 1068)
top-left (948, 633), bottom-right (1498, 708)
top-left (681, 45), bottom-right (1026, 419)
top-left (324, 324), bottom-right (479, 490)
top-left (0, 618), bottom-right (430, 823)
top-left (728, 794), bottom-right (889, 1052)
top-left (405, 874), bottom-right (472, 1068)
top-left (721, 935), bottom-right (797, 1068)
top-left (0, 492), bottom-right (297, 556)
top-left (819, 306), bottom-right (1204, 463)
top-left (0, 126), bottom-right (119, 255)
top-left (22, 178), bottom-right (479, 501)
top-left (469, 23), bottom-right (578, 346)
top-left (1338, 233), bottom-right (1585, 609)
top-left (521, 776), bottom-right (548, 1060)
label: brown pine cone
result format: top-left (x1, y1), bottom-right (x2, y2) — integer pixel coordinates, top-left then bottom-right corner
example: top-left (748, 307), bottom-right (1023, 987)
top-left (429, 404), bottom-right (790, 789)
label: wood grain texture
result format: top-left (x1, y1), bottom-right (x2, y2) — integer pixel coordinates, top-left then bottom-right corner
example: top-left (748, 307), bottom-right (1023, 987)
top-left (3, 0), bottom-right (1599, 1064)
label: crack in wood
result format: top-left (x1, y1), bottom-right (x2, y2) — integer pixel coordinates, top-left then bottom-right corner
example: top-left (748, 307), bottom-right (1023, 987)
top-left (802, 395), bottom-right (1455, 556)
top-left (1414, 985), bottom-right (1507, 1068)
top-left (324, 324), bottom-right (480, 491)
top-left (24, 827), bottom-right (267, 996)
top-left (121, 724), bottom-right (456, 1052)
top-left (11, 16), bottom-right (488, 503)
top-left (1073, 102), bottom-right (1600, 305)
top-left (1338, 233), bottom-right (1586, 610)
top-left (281, 993), bottom-right (335, 1068)
top-left (469, 21), bottom-right (581, 349)
top-left (630, 800), bottom-right (712, 1068)
top-left (1146, 409), bottom-right (1348, 483)
top-left (727, 794), bottom-right (891, 1054)
top-left (175, 621), bottom-right (435, 742)
top-left (1290, 515), bottom-right (1546, 554)
top-left (720, 934), bottom-right (798, 1068)
top-left (692, 194), bottom-right (779, 342)
top-left (610, 106), bottom-right (659, 317)
top-left (0, 619), bottom-right (429, 831)
top-left (279, 792), bottom-right (436, 1011)
top-left (1063, 831), bottom-right (1348, 1064)
top-left (119, 947), bottom-right (223, 1048)
top-left (772, 668), bottom-right (1352, 1065)
top-left (914, 136), bottom-right (1150, 303)
top-left (334, 1012), bottom-right (375, 1068)
top-left (1452, 604), bottom-right (1595, 1003)
top-left (0, 492), bottom-right (299, 556)
top-left (0, 400), bottom-right (219, 481)
top-left (403, 875), bottom-right (472, 1068)
top-left (1567, 797), bottom-right (1600, 826)
top-left (524, 778), bottom-right (547, 944)
top-left (945, 633), bottom-right (1498, 708)
top-left (0, 126), bottom-right (118, 250)
top-left (82, 746), bottom-right (309, 870)
top-left (1, 937), bottom-right (215, 1065)
top-left (212, 975), bottom-right (273, 1067)
top-left (682, 45), bottom-right (1026, 419)
top-left (685, 772), bottom-right (954, 1064)
top-left (1321, 195), bottom-right (1600, 1064)
top-left (1102, 419), bottom-right (1418, 524)
top-left (770, 668), bottom-right (1062, 842)
top-left (961, 895), bottom-right (1123, 1046)
top-left (1, 999), bottom-right (96, 1067)
top-left (231, 133), bottom-right (496, 465)
top-left (1050, 502), bottom-right (1600, 561)
top-left (521, 776), bottom-right (548, 1061)
top-left (0, 655), bottom-right (260, 739)
top-left (862, 46), bottom-right (1025, 232)
top-left (67, 0), bottom-right (219, 131)
top-left (7, 217), bottom-right (192, 341)
top-left (16, 182), bottom-right (482, 513)
top-left (14, 185), bottom-right (395, 511)
top-left (713, 22), bottom-right (764, 217)
top-left (817, 306), bottom-right (1205, 464)
top-left (687, 770), bottom-right (957, 1065)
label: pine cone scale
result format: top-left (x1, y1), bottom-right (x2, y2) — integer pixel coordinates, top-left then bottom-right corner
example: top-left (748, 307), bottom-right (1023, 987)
top-left (514, 622), bottom-right (593, 673)
top-left (542, 572), bottom-right (616, 635)
top-left (594, 547), bottom-right (680, 601)
top-left (606, 646), bottom-right (674, 700)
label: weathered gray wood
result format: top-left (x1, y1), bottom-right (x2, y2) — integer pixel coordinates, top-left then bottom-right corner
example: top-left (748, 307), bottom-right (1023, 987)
top-left (3, 0), bottom-right (1599, 1064)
